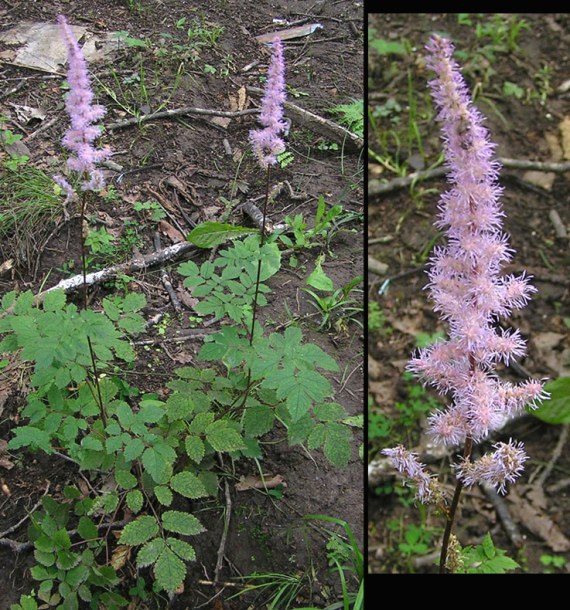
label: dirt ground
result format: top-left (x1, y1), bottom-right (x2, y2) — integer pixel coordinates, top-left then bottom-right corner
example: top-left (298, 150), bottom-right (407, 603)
top-left (0, 0), bottom-right (363, 607)
top-left (369, 13), bottom-right (570, 574)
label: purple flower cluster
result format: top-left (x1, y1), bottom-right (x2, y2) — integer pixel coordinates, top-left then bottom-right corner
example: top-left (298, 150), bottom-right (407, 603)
top-left (250, 37), bottom-right (287, 168)
top-left (382, 446), bottom-right (434, 503)
top-left (383, 35), bottom-right (548, 497)
top-left (54, 15), bottom-right (111, 200)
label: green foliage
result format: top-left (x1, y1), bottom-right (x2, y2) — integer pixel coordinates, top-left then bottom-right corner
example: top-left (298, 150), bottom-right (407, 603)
top-left (278, 195), bottom-right (353, 251)
top-left (368, 28), bottom-right (407, 56)
top-left (539, 554), bottom-right (566, 573)
top-left (303, 266), bottom-right (363, 331)
top-left (368, 302), bottom-right (392, 336)
top-left (3, 219), bottom-right (357, 603)
top-left (532, 377), bottom-right (570, 424)
top-left (178, 235), bottom-right (281, 324)
top-left (329, 99), bottom-right (364, 138)
top-left (186, 221), bottom-right (256, 248)
top-left (456, 533), bottom-right (519, 574)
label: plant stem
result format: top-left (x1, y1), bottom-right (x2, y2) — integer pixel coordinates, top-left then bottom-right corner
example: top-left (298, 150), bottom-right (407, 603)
top-left (79, 192), bottom-right (107, 427)
top-left (439, 435), bottom-right (473, 573)
top-left (248, 166), bottom-right (271, 346)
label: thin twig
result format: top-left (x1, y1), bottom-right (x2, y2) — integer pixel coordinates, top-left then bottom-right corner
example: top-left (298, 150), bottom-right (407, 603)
top-left (370, 158), bottom-right (570, 198)
top-left (536, 424), bottom-right (569, 488)
top-left (248, 85), bottom-right (363, 151)
top-left (480, 482), bottom-right (524, 548)
top-left (0, 481), bottom-right (50, 538)
top-left (214, 478), bottom-right (232, 585)
top-left (106, 107), bottom-right (258, 131)
top-left (0, 519), bottom-right (128, 553)
top-left (153, 232), bottom-right (182, 312)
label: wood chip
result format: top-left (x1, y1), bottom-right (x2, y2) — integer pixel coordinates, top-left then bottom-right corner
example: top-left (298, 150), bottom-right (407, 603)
top-left (235, 474), bottom-right (286, 491)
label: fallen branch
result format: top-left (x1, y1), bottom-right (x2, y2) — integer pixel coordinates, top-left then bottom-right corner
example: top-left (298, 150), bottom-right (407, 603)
top-left (247, 86), bottom-right (363, 151)
top-left (481, 482), bottom-right (524, 548)
top-left (106, 107), bottom-right (258, 131)
top-left (0, 242), bottom-right (197, 321)
top-left (0, 481), bottom-right (50, 539)
top-left (153, 233), bottom-right (183, 312)
top-left (536, 424), bottom-right (569, 488)
top-left (368, 256), bottom-right (388, 276)
top-left (370, 158), bottom-right (570, 198)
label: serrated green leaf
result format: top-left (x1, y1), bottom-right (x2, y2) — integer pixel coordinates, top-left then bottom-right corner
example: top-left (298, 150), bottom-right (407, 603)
top-left (187, 222), bottom-right (256, 248)
top-left (142, 446), bottom-right (172, 484)
top-left (287, 415), bottom-right (314, 445)
top-left (124, 437), bottom-right (145, 461)
top-left (166, 537), bottom-right (196, 562)
top-left (102, 298), bottom-right (122, 321)
top-left (136, 537), bottom-right (165, 569)
top-left (138, 400), bottom-right (165, 423)
top-left (42, 290), bottom-right (66, 312)
top-left (243, 404), bottom-right (275, 437)
top-left (161, 511), bottom-right (204, 536)
top-left (307, 423), bottom-right (326, 450)
top-left (123, 292), bottom-right (146, 312)
top-left (8, 426), bottom-right (53, 454)
top-left (119, 515), bottom-right (159, 546)
top-left (184, 435), bottom-right (205, 463)
top-left (154, 547), bottom-right (186, 592)
top-left (34, 549), bottom-right (56, 567)
top-left (14, 290), bottom-right (34, 315)
top-left (188, 412), bottom-right (215, 434)
top-left (205, 420), bottom-right (245, 452)
top-left (77, 517), bottom-right (98, 541)
top-left (323, 422), bottom-right (352, 468)
top-left (313, 402), bottom-right (347, 422)
top-left (126, 490), bottom-right (144, 513)
top-left (115, 469), bottom-right (137, 490)
top-left (154, 485), bottom-right (173, 506)
top-left (170, 471), bottom-right (208, 499)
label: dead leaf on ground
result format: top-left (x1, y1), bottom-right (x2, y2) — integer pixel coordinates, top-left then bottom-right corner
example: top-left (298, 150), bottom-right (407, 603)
top-left (0, 439), bottom-right (14, 470)
top-left (176, 288), bottom-right (199, 311)
top-left (522, 170), bottom-right (556, 191)
top-left (235, 474), bottom-right (286, 491)
top-left (159, 220), bottom-right (185, 243)
top-left (110, 545), bottom-right (131, 570)
top-left (508, 486), bottom-right (570, 552)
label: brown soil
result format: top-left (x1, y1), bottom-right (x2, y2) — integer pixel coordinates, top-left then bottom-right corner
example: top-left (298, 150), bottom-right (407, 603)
top-left (369, 13), bottom-right (570, 574)
top-left (0, 1), bottom-right (363, 607)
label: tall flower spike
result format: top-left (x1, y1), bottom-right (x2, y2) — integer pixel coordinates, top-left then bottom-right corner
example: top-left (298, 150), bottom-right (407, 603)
top-left (55, 15), bottom-right (111, 198)
top-left (383, 35), bottom-right (548, 496)
top-left (250, 36), bottom-right (287, 168)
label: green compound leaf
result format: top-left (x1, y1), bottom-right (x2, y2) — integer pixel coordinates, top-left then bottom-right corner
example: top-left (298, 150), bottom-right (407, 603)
top-left (154, 546), bottom-right (187, 592)
top-left (205, 420), bottom-right (246, 452)
top-left (77, 517), bottom-right (98, 541)
top-left (119, 515), bottom-right (159, 546)
top-left (126, 490), bottom-right (144, 514)
top-left (136, 537), bottom-right (165, 568)
top-left (186, 222), bottom-right (256, 248)
top-left (8, 426), bottom-right (54, 453)
top-left (124, 437), bottom-right (145, 461)
top-left (184, 435), bottom-right (205, 463)
top-left (166, 537), bottom-right (196, 562)
top-left (154, 485), bottom-right (173, 506)
top-left (142, 446), bottom-right (173, 484)
top-left (323, 422), bottom-right (352, 468)
top-left (161, 511), bottom-right (205, 536)
top-left (115, 469), bottom-right (137, 490)
top-left (170, 471), bottom-right (208, 499)
top-left (42, 289), bottom-right (66, 313)
top-left (242, 404), bottom-right (275, 437)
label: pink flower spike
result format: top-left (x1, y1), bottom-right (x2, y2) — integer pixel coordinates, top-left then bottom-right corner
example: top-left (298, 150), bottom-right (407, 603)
top-left (250, 36), bottom-right (287, 169)
top-left (56, 15), bottom-right (111, 193)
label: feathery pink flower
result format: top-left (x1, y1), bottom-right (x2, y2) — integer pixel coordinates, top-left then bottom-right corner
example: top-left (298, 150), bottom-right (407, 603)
top-left (250, 37), bottom-right (287, 168)
top-left (383, 35), bottom-right (548, 496)
top-left (55, 15), bottom-right (111, 198)
top-left (382, 446), bottom-right (435, 503)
